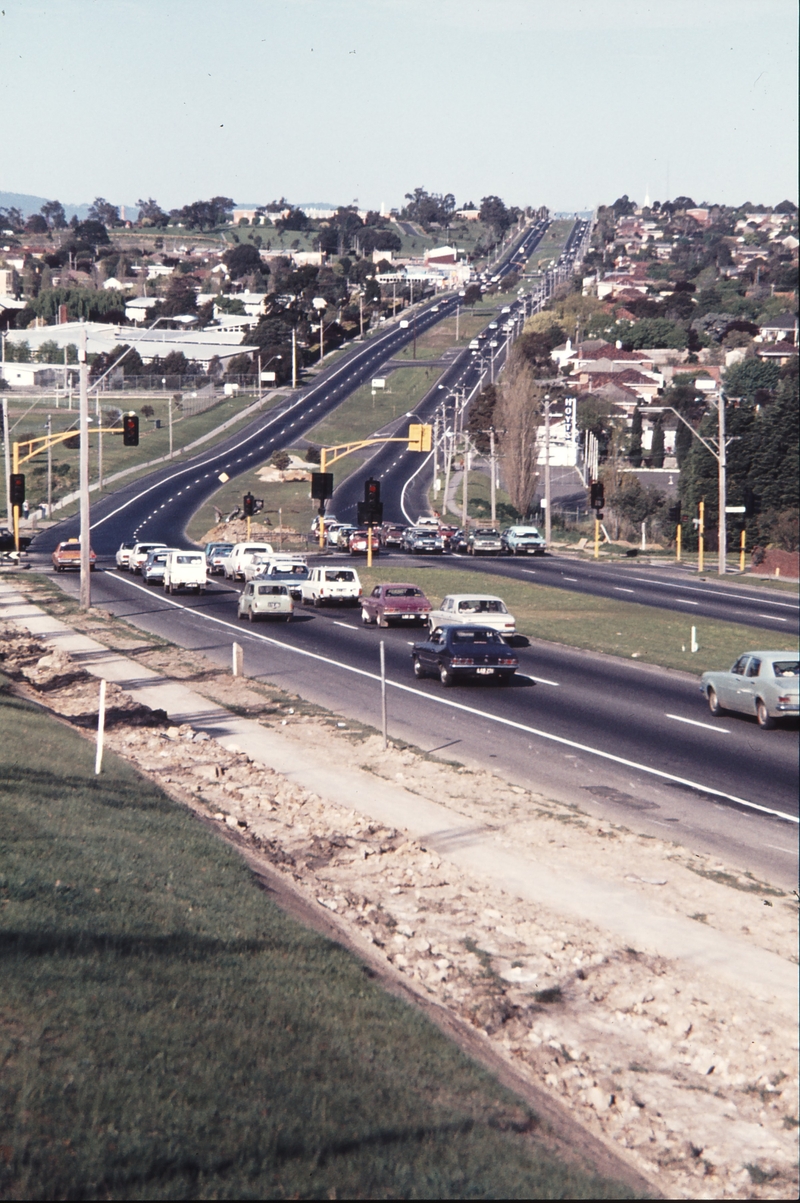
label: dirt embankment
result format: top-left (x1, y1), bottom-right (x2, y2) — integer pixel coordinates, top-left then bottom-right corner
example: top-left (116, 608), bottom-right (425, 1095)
top-left (1, 624), bottom-right (798, 1200)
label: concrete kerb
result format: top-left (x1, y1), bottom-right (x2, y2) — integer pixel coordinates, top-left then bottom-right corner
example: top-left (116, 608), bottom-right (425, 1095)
top-left (0, 577), bottom-right (796, 1020)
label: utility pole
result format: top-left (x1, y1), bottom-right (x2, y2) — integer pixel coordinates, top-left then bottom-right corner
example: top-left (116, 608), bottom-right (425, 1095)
top-left (717, 391), bottom-right (727, 576)
top-left (257, 353), bottom-right (262, 401)
top-left (544, 394), bottom-right (552, 548)
top-left (461, 438), bottom-right (470, 530)
top-left (2, 397), bottom-right (11, 525)
top-left (168, 393), bottom-right (173, 458)
top-left (489, 427), bottom-right (497, 526)
top-left (359, 291), bottom-right (364, 337)
top-left (46, 414), bottom-right (52, 517)
top-left (455, 304), bottom-right (460, 342)
top-left (291, 326), bottom-right (297, 388)
top-left (79, 325), bottom-right (91, 610)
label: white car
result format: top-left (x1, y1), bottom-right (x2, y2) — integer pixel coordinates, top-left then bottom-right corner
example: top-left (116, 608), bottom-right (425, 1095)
top-left (244, 554), bottom-right (306, 583)
top-left (301, 566), bottom-right (362, 607)
top-left (129, 542), bottom-right (167, 574)
top-left (237, 581), bottom-right (293, 623)
top-left (224, 542), bottom-right (274, 581)
top-left (163, 550), bottom-right (207, 595)
top-left (115, 541), bottom-right (136, 570)
top-left (427, 594), bottom-right (516, 637)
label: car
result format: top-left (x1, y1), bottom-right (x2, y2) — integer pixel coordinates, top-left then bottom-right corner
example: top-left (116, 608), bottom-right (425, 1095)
top-left (380, 523), bottom-right (406, 548)
top-left (311, 514), bottom-right (338, 533)
top-left (129, 541), bottom-right (167, 573)
top-left (437, 524), bottom-right (458, 549)
top-left (411, 625), bottom-right (518, 687)
top-left (501, 525), bottom-right (546, 555)
top-left (257, 563), bottom-right (310, 600)
top-left (488, 321), bottom-right (498, 329)
top-left (466, 528), bottom-right (503, 556)
top-left (700, 652), bottom-right (799, 729)
top-left (348, 528), bottom-right (380, 556)
top-left (327, 524), bottom-right (356, 549)
top-left (208, 546), bottom-right (233, 575)
top-left (115, 541), bottom-right (136, 569)
top-left (225, 542), bottom-right (274, 581)
top-left (360, 583), bottom-right (431, 627)
top-left (163, 550), bottom-right (207, 595)
top-left (448, 528), bottom-right (469, 554)
top-left (415, 516), bottom-right (440, 528)
top-left (427, 594), bottom-right (516, 636)
top-left (501, 306), bottom-right (511, 314)
top-left (204, 540), bottom-right (234, 559)
top-left (237, 581), bottom-right (293, 623)
top-left (52, 539), bottom-right (97, 572)
top-left (301, 566), bottom-right (362, 607)
top-left (430, 305), bottom-right (440, 313)
top-left (488, 339), bottom-right (499, 348)
top-left (402, 527), bottom-right (445, 554)
top-left (469, 339), bottom-right (480, 350)
top-left (142, 547), bottom-right (176, 586)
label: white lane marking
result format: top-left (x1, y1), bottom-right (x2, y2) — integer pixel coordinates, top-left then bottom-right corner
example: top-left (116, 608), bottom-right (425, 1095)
top-left (666, 713), bottom-right (729, 734)
top-left (332, 621), bottom-right (354, 629)
top-left (631, 577), bottom-right (799, 610)
top-left (400, 449), bottom-right (434, 525)
top-left (518, 674), bottom-right (559, 687)
top-left (676, 598), bottom-right (699, 605)
top-left (614, 587), bottom-right (634, 593)
top-left (759, 614), bottom-right (787, 621)
top-left (763, 843), bottom-right (797, 854)
top-left (521, 569), bottom-right (537, 575)
top-left (112, 574), bottom-right (799, 826)
top-left (562, 576), bottom-right (578, 582)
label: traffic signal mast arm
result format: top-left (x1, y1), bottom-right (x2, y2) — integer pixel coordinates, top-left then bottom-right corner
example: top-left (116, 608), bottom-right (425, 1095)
top-left (12, 426), bottom-right (130, 469)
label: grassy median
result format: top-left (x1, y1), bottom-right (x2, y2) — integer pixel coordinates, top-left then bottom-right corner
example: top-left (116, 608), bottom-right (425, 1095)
top-left (357, 565), bottom-right (798, 673)
top-left (0, 680), bottom-right (631, 1200)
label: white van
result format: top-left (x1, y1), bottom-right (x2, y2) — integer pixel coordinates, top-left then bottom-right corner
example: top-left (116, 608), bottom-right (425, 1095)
top-left (163, 550), bottom-right (207, 595)
top-left (469, 339), bottom-right (480, 350)
top-left (301, 566), bottom-right (362, 608)
top-left (225, 542), bottom-right (274, 581)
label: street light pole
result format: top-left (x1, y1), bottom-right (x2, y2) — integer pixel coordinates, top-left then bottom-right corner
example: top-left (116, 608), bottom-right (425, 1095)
top-left (544, 394), bottom-right (552, 548)
top-left (46, 414), bottom-right (52, 517)
top-left (489, 427), bottom-right (497, 526)
top-left (717, 390), bottom-right (727, 576)
top-left (79, 326), bottom-right (91, 610)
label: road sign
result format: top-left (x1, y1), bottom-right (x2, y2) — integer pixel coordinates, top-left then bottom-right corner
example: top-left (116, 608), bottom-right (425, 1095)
top-left (725, 505), bottom-right (746, 513)
top-left (371, 378), bottom-right (386, 389)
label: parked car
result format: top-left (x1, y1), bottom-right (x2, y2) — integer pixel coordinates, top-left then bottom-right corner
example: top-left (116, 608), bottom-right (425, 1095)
top-left (466, 528), bottom-right (503, 556)
top-left (143, 547), bottom-right (176, 586)
top-left (115, 540), bottom-right (136, 569)
top-left (52, 539), bottom-right (96, 572)
top-left (163, 550), bottom-right (207, 595)
top-left (237, 581), bottom-right (293, 623)
top-left (129, 541), bottom-right (167, 574)
top-left (360, 583), bottom-right (431, 627)
top-left (348, 528), bottom-right (380, 556)
top-left (411, 625), bottom-right (518, 686)
top-left (700, 652), bottom-right (799, 729)
top-left (402, 526), bottom-right (445, 554)
top-left (301, 566), bottom-right (362, 607)
top-left (380, 523), bottom-right (406, 548)
top-left (427, 594), bottom-right (516, 636)
top-left (208, 546), bottom-right (233, 575)
top-left (501, 525), bottom-right (546, 555)
top-left (224, 542), bottom-right (274, 581)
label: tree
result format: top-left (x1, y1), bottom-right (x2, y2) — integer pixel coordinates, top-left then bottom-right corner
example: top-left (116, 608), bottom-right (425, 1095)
top-left (276, 207), bottom-right (309, 232)
top-left (359, 228), bottom-right (401, 255)
top-left (462, 284), bottom-right (482, 307)
top-left (0, 206), bottom-right (24, 231)
top-left (160, 274), bottom-right (198, 316)
top-left (650, 417), bottom-right (665, 468)
top-left (40, 200), bottom-right (67, 230)
top-left (223, 242), bottom-right (263, 279)
top-left (401, 189), bottom-right (456, 227)
top-left (466, 384), bottom-right (499, 452)
top-left (136, 198), bottom-right (169, 227)
top-left (71, 219), bottom-right (110, 248)
top-left (25, 214), bottom-right (48, 234)
top-left (774, 199), bottom-right (797, 214)
top-left (88, 197), bottom-right (120, 226)
top-left (171, 197), bottom-right (234, 230)
top-left (479, 195), bottom-right (511, 235)
top-left (628, 407), bottom-right (643, 467)
top-left (722, 357), bottom-right (780, 401)
top-left (494, 361), bottom-right (542, 515)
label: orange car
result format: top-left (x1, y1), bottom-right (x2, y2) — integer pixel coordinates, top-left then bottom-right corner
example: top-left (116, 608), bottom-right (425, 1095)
top-left (52, 539), bottom-right (97, 572)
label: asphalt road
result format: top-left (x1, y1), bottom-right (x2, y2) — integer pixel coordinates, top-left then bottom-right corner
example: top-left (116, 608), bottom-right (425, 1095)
top-left (43, 562), bottom-right (800, 889)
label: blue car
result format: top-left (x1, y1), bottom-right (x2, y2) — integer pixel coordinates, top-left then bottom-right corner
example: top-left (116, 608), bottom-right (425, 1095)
top-left (411, 625), bottom-right (519, 687)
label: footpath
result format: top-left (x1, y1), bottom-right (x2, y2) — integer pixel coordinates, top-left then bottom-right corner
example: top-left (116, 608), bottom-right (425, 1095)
top-left (1, 576), bottom-right (798, 1200)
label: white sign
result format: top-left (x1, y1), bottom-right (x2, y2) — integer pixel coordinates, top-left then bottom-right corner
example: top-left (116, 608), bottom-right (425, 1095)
top-left (371, 378), bottom-right (386, 390)
top-left (260, 371), bottom-right (276, 382)
top-left (563, 396), bottom-right (577, 443)
top-left (725, 505), bottom-right (746, 513)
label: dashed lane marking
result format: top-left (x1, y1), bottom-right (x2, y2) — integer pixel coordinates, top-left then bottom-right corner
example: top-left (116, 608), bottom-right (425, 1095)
top-left (666, 713), bottom-right (729, 733)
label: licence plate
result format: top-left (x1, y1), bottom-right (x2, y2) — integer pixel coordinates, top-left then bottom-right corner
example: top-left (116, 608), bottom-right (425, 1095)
top-left (476, 667), bottom-right (495, 675)
top-left (401, 614), bottom-right (415, 620)
top-left (267, 603), bottom-right (279, 609)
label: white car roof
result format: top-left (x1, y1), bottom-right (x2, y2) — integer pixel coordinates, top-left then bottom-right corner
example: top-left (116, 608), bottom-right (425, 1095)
top-left (441, 594), bottom-right (506, 603)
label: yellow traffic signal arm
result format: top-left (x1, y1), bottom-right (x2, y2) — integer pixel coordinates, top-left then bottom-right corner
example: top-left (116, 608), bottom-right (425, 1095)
top-left (12, 427), bottom-right (126, 469)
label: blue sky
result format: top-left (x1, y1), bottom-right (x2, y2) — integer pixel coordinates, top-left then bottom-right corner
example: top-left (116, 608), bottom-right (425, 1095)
top-left (1, 0), bottom-right (797, 213)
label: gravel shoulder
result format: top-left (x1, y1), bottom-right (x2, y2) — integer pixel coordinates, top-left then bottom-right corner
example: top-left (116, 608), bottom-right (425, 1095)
top-left (1, 576), bottom-right (798, 1200)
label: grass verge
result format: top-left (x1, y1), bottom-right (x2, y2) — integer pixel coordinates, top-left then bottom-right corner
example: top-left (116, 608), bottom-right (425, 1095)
top-left (0, 681), bottom-right (632, 1200)
top-left (355, 565), bottom-right (798, 673)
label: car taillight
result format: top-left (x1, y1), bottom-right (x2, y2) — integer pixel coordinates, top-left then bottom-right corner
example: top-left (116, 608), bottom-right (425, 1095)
top-left (778, 695), bottom-right (793, 703)
top-left (450, 657), bottom-right (475, 666)
top-left (499, 657), bottom-right (517, 665)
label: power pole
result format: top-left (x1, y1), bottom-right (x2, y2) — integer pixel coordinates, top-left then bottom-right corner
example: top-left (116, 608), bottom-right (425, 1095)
top-left (79, 325), bottom-right (91, 610)
top-left (544, 394), bottom-right (552, 548)
top-left (2, 397), bottom-right (11, 525)
top-left (46, 414), bottom-right (52, 517)
top-left (291, 326), bottom-right (297, 388)
top-left (717, 391), bottom-right (727, 577)
top-left (461, 438), bottom-right (470, 530)
top-left (489, 427), bottom-right (497, 526)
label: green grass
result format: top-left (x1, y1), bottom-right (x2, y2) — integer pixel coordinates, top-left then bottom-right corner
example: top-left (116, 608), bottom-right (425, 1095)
top-left (522, 220), bottom-right (574, 274)
top-left (0, 682), bottom-right (633, 1200)
top-left (355, 566), bottom-right (798, 673)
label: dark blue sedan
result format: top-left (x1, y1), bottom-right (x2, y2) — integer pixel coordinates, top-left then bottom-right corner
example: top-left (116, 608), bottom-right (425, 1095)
top-left (411, 625), bottom-right (519, 687)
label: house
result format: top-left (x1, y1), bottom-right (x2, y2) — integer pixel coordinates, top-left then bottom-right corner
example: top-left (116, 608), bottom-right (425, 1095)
top-left (455, 208), bottom-right (481, 222)
top-left (758, 313), bottom-right (797, 343)
top-left (756, 340), bottom-right (797, 365)
top-left (0, 267), bottom-right (18, 295)
top-left (125, 296), bottom-right (160, 324)
top-left (576, 368), bottom-right (661, 403)
top-left (424, 245), bottom-right (458, 265)
top-left (0, 362), bottom-right (63, 387)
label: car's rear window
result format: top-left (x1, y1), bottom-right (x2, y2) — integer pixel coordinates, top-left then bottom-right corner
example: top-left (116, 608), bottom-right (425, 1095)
top-left (177, 555), bottom-right (203, 564)
top-left (451, 629), bottom-right (503, 644)
top-left (271, 567), bottom-right (309, 579)
top-left (457, 599), bottom-right (506, 613)
top-left (58, 544), bottom-right (81, 552)
top-left (257, 585), bottom-right (287, 595)
top-left (325, 571), bottom-right (355, 582)
top-left (386, 587), bottom-right (423, 597)
top-left (772, 660), bottom-right (799, 677)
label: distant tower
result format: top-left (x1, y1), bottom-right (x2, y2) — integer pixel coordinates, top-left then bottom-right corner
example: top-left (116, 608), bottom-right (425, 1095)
top-left (379, 200), bottom-right (386, 217)
top-left (643, 187), bottom-right (651, 209)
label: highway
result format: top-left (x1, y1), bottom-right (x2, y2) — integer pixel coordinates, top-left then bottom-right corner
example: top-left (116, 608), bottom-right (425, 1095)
top-left (38, 561), bottom-right (800, 889)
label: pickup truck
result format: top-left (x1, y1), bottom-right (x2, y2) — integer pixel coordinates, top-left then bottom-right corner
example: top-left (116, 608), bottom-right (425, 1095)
top-left (224, 542), bottom-right (274, 581)
top-left (301, 566), bottom-right (361, 608)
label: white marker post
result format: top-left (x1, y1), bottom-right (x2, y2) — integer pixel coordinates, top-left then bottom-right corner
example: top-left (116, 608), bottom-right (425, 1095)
top-left (232, 643), bottom-right (243, 677)
top-left (691, 626), bottom-right (698, 654)
top-left (95, 678), bottom-right (107, 775)
top-left (380, 640), bottom-right (388, 750)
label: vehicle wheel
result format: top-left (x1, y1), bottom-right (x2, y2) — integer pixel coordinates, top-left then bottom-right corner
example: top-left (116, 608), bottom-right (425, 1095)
top-left (378, 612), bottom-right (388, 628)
top-left (756, 699), bottom-right (776, 730)
top-left (284, 614), bottom-right (292, 622)
top-left (707, 688), bottom-right (724, 717)
top-left (413, 657), bottom-right (426, 679)
top-left (237, 609), bottom-right (245, 621)
top-left (439, 664), bottom-right (454, 687)
top-left (361, 609), bottom-right (371, 625)
top-left (248, 609), bottom-right (256, 622)
top-left (314, 595), bottom-right (323, 608)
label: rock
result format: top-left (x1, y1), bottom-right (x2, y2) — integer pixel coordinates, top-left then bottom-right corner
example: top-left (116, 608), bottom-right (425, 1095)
top-left (193, 731), bottom-right (210, 742)
top-left (166, 726), bottom-right (180, 740)
top-left (585, 1085), bottom-right (612, 1112)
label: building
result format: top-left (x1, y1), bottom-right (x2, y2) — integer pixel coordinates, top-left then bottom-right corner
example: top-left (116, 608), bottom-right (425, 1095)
top-left (758, 313), bottom-right (797, 343)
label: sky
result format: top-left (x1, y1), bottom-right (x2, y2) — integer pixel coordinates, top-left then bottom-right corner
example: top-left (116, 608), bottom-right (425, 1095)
top-left (1, 0), bottom-right (797, 214)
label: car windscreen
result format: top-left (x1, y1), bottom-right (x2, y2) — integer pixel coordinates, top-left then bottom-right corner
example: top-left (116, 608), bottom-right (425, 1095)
top-left (772, 660), bottom-right (799, 677)
top-left (514, 528), bottom-right (541, 536)
top-left (325, 571), bottom-right (355, 582)
top-left (450, 629), bottom-right (504, 645)
top-left (257, 585), bottom-right (287, 595)
top-left (149, 553), bottom-right (168, 563)
top-left (386, 588), bottom-right (423, 597)
top-left (244, 546), bottom-right (268, 554)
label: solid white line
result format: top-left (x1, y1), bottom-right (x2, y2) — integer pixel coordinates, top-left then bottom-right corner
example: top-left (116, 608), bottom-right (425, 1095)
top-left (518, 674), bottom-right (559, 687)
top-left (332, 621), bottom-right (354, 629)
top-left (666, 713), bottom-right (729, 734)
top-left (400, 449), bottom-right (434, 525)
top-left (614, 587), bottom-right (635, 593)
top-left (631, 577), bottom-right (799, 610)
top-left (111, 574), bottom-right (799, 825)
top-left (759, 614), bottom-right (787, 621)
top-left (763, 843), bottom-right (797, 855)
top-left (676, 598), bottom-right (699, 605)
top-left (562, 576), bottom-right (578, 582)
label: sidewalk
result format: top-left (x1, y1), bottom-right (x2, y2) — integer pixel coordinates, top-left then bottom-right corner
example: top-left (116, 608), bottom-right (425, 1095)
top-left (1, 577), bottom-right (796, 1018)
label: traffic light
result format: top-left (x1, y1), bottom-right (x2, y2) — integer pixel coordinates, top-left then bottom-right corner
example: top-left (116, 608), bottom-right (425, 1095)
top-left (358, 477), bottom-right (383, 526)
top-left (408, 423), bottom-right (433, 452)
top-left (10, 473), bottom-right (25, 506)
top-left (122, 412), bottom-right (139, 446)
top-left (310, 472), bottom-right (334, 501)
top-left (243, 492), bottom-right (255, 517)
top-left (589, 480), bottom-right (605, 510)
top-left (668, 501), bottom-right (682, 524)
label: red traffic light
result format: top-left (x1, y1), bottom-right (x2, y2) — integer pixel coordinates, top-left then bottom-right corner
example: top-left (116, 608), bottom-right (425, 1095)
top-left (364, 478), bottom-right (380, 503)
top-left (10, 473), bottom-right (25, 506)
top-left (590, 481), bottom-right (605, 510)
top-left (243, 492), bottom-right (255, 517)
top-left (122, 412), bottom-right (139, 446)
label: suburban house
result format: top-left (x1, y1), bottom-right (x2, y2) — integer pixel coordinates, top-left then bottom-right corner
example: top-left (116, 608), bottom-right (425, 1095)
top-left (757, 313), bottom-right (797, 343)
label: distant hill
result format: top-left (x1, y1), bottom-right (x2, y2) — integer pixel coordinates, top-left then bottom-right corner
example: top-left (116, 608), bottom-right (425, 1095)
top-left (0, 191), bottom-right (138, 221)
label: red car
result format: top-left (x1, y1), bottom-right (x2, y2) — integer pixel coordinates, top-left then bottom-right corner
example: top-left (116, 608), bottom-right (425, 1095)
top-left (360, 583), bottom-right (431, 627)
top-left (348, 529), bottom-right (380, 556)
top-left (52, 539), bottom-right (97, 572)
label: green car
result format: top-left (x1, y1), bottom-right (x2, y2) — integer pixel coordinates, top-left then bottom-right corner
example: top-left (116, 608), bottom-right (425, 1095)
top-left (700, 651), bottom-right (799, 729)
top-left (237, 582), bottom-right (294, 623)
